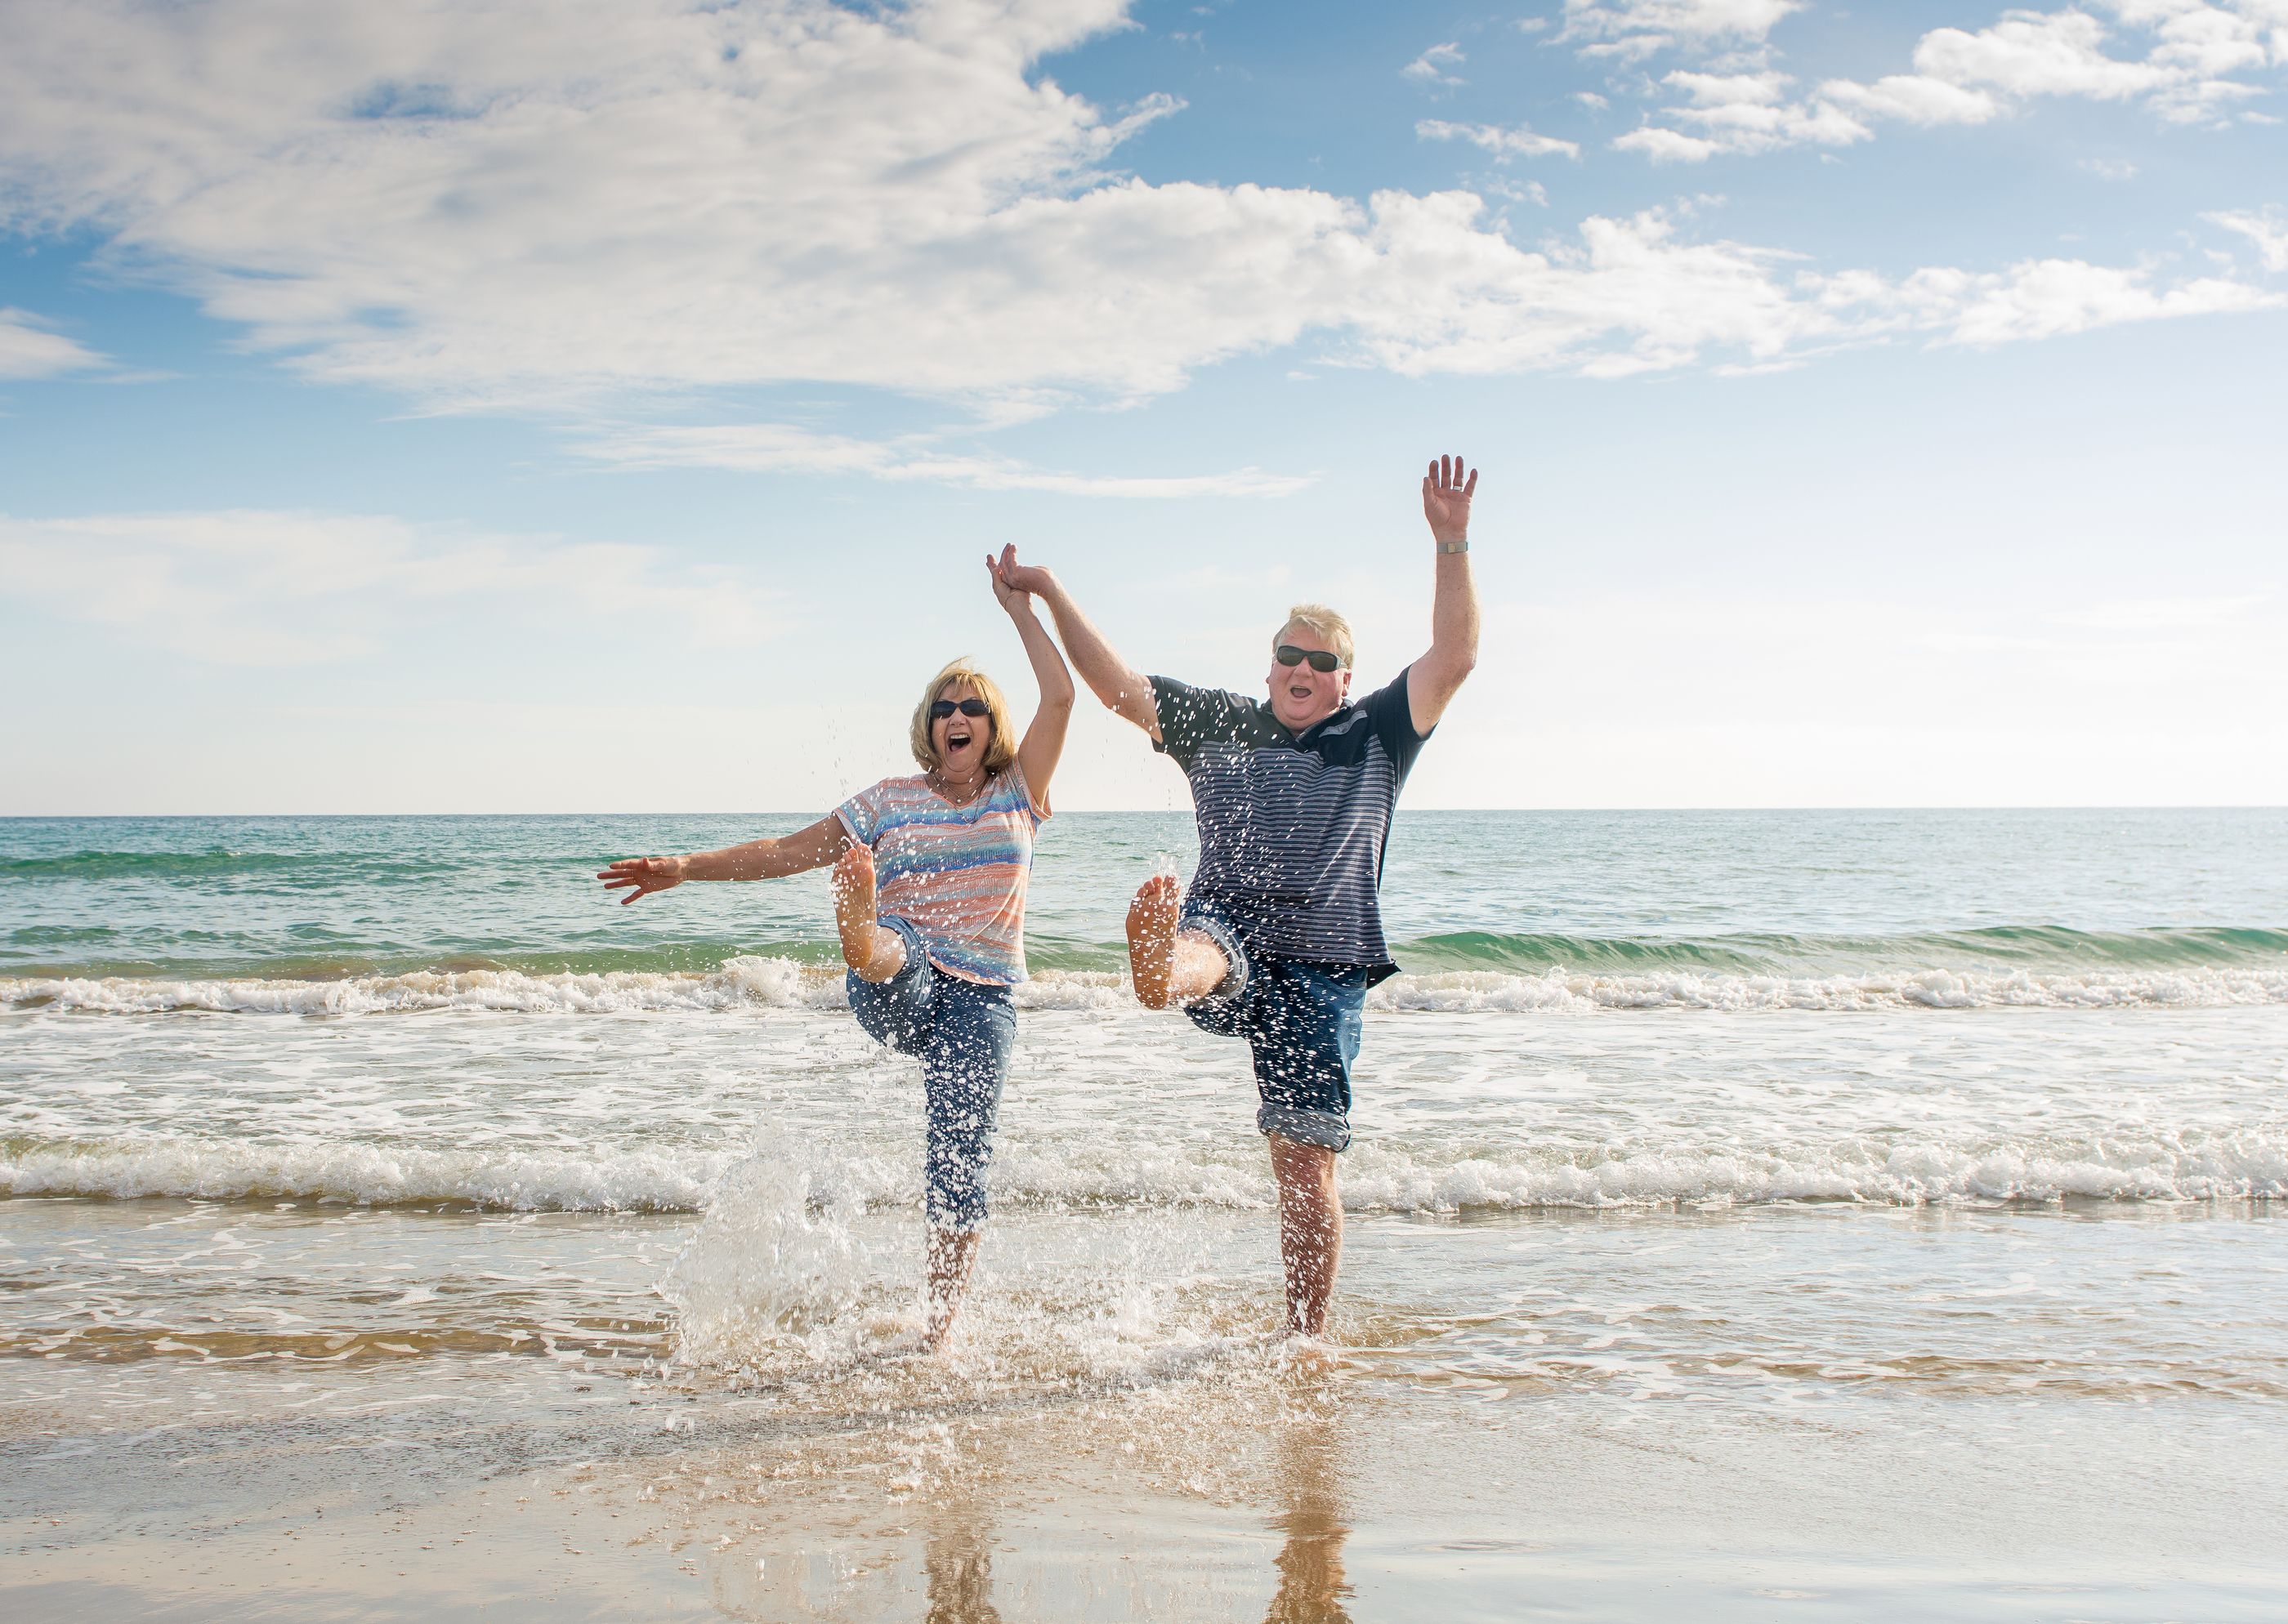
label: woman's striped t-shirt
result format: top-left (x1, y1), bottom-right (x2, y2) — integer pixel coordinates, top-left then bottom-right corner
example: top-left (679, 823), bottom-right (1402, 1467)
top-left (835, 763), bottom-right (1047, 986)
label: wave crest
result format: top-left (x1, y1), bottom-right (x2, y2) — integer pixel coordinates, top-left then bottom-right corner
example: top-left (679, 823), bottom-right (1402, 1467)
top-left (6, 1131), bottom-right (2281, 1213)
top-left (7, 957), bottom-right (2286, 1015)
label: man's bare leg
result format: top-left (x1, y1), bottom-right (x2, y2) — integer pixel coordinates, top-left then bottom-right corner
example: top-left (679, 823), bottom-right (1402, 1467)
top-left (1126, 876), bottom-right (1233, 1008)
top-left (832, 845), bottom-right (908, 983)
top-left (1268, 1135), bottom-right (1342, 1339)
top-left (923, 1226), bottom-right (981, 1350)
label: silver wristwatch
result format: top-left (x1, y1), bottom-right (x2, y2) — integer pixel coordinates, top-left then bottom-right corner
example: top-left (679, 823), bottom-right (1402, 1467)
top-left (1437, 538), bottom-right (1470, 554)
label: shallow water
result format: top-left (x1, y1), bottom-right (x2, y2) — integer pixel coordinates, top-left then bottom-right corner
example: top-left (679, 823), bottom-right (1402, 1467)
top-left (4, 810), bottom-right (2286, 1616)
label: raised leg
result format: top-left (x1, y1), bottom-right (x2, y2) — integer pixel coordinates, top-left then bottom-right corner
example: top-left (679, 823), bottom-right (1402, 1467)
top-left (833, 844), bottom-right (908, 983)
top-left (1127, 877), bottom-right (1234, 1009)
top-left (1268, 1134), bottom-right (1343, 1339)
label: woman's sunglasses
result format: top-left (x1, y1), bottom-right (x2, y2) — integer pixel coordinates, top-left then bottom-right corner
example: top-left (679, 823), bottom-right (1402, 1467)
top-left (1275, 645), bottom-right (1343, 674)
top-left (930, 698), bottom-right (992, 720)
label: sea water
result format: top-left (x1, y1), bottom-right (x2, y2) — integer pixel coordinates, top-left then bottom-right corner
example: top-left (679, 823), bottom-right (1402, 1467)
top-left (4, 810), bottom-right (2286, 1618)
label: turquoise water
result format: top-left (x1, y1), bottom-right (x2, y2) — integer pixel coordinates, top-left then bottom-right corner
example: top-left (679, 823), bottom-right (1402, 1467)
top-left (7, 808), bottom-right (2286, 981)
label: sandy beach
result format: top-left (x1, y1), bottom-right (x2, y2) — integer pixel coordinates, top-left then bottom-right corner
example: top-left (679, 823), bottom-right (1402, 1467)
top-left (8, 1202), bottom-right (2288, 1622)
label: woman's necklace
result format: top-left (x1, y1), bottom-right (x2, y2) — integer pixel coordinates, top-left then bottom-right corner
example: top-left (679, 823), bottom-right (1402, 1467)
top-left (932, 766), bottom-right (987, 806)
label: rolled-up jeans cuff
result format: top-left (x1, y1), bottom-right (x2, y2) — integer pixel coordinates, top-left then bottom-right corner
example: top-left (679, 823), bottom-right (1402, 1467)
top-left (876, 912), bottom-right (927, 978)
top-left (1258, 1103), bottom-right (1352, 1153)
top-left (1179, 908), bottom-right (1249, 1000)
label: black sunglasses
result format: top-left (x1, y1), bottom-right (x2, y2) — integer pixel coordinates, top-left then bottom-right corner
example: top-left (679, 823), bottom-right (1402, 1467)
top-left (929, 698), bottom-right (992, 720)
top-left (1275, 645), bottom-right (1343, 674)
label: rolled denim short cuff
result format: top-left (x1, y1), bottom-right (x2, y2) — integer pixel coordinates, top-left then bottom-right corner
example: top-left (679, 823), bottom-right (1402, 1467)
top-left (1180, 908), bottom-right (1249, 1001)
top-left (1258, 1102), bottom-right (1352, 1153)
top-left (875, 912), bottom-right (927, 975)
top-left (924, 1207), bottom-right (990, 1236)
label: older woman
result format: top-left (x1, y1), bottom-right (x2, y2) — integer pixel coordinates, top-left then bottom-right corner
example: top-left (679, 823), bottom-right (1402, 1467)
top-left (597, 547), bottom-right (1072, 1348)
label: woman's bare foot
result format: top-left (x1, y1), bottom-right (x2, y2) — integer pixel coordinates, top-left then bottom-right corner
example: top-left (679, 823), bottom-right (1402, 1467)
top-left (922, 1228), bottom-right (981, 1352)
top-left (833, 845), bottom-right (905, 982)
top-left (1126, 875), bottom-right (1183, 1008)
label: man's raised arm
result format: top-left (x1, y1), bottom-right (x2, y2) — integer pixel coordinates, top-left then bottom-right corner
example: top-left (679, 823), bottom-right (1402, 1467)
top-left (1408, 453), bottom-right (1481, 737)
top-left (994, 552), bottom-right (1162, 744)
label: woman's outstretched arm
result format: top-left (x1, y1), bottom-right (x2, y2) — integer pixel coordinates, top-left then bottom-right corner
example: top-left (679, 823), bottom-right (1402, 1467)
top-left (597, 814), bottom-right (851, 905)
top-left (989, 545), bottom-right (1076, 810)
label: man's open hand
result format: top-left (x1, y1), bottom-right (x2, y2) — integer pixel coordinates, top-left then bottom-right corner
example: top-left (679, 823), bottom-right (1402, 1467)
top-left (1423, 454), bottom-right (1477, 546)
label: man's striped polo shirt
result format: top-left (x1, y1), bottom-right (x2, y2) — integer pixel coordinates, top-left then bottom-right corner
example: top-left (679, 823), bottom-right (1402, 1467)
top-left (1150, 667), bottom-right (1431, 979)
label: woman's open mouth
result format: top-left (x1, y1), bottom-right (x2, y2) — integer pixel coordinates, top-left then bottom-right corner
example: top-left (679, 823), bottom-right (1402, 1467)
top-left (948, 729), bottom-right (974, 750)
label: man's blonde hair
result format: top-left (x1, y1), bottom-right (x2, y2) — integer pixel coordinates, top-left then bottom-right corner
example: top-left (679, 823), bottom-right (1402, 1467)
top-left (1274, 603), bottom-right (1355, 670)
top-left (909, 658), bottom-right (1019, 774)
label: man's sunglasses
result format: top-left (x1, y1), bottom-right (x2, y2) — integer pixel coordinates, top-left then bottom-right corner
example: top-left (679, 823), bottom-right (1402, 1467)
top-left (1275, 645), bottom-right (1344, 674)
top-left (929, 698), bottom-right (992, 720)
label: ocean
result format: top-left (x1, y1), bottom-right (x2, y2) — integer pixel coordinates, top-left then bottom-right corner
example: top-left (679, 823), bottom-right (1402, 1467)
top-left (5, 809), bottom-right (2286, 1621)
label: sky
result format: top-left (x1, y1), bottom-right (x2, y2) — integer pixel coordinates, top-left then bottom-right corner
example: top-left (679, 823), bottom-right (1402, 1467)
top-left (2, 0), bottom-right (2283, 814)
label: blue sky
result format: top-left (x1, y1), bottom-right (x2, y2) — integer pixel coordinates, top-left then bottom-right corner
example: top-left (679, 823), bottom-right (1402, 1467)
top-left (2, 0), bottom-right (2282, 813)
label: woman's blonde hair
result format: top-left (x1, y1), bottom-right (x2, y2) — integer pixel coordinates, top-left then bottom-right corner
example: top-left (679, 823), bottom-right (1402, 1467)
top-left (1275, 602), bottom-right (1355, 669)
top-left (909, 658), bottom-right (1019, 774)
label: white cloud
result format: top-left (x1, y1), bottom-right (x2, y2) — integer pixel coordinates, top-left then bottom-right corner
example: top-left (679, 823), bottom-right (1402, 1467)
top-left (1821, 74), bottom-right (2002, 126)
top-left (2208, 206), bottom-right (2288, 268)
top-left (0, 310), bottom-right (105, 380)
top-left (1916, 10), bottom-right (2175, 99)
top-left (1827, 2), bottom-right (2288, 135)
top-left (1416, 119), bottom-right (1582, 160)
top-left (1486, 177), bottom-right (1555, 207)
top-left (1614, 126), bottom-right (1726, 162)
top-left (1613, 70), bottom-right (1870, 159)
top-left (0, 511), bottom-right (774, 664)
top-left (1812, 255), bottom-right (2283, 345)
top-left (1402, 42), bottom-right (1468, 86)
top-left (580, 424), bottom-right (1312, 496)
top-left (1558, 0), bottom-right (1803, 58)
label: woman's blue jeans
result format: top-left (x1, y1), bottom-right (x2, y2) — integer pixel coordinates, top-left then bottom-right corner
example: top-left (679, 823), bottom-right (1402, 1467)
top-left (845, 916), bottom-right (1015, 1234)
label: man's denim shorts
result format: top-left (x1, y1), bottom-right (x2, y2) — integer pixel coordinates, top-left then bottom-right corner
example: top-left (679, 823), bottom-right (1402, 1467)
top-left (1178, 899), bottom-right (1368, 1153)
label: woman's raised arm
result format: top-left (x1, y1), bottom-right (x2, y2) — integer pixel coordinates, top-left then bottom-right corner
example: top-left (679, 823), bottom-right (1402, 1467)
top-left (597, 814), bottom-right (851, 905)
top-left (989, 545), bottom-right (1075, 810)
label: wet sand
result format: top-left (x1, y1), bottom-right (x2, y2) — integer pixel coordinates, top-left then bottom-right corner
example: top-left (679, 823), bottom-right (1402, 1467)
top-left (9, 1229), bottom-right (2288, 1624)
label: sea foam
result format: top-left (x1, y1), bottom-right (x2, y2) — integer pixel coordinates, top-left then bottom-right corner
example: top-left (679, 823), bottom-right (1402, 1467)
top-left (7, 1130), bottom-right (2281, 1212)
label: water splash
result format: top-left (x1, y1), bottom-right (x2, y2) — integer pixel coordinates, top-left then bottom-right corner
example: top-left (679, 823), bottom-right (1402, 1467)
top-left (661, 1143), bottom-right (885, 1367)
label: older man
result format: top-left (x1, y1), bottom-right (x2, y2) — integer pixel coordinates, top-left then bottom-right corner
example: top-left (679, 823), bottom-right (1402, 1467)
top-left (998, 456), bottom-right (1481, 1339)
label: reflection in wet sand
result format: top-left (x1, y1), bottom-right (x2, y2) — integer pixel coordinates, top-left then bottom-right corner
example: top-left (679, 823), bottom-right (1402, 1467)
top-left (1264, 1417), bottom-right (1353, 1624)
top-left (923, 1505), bottom-right (1005, 1624)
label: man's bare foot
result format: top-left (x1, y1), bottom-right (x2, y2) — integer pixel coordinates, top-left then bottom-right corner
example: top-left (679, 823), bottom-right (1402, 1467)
top-left (1127, 875), bottom-right (1183, 1008)
top-left (832, 845), bottom-right (905, 982)
top-left (1276, 1331), bottom-right (1340, 1369)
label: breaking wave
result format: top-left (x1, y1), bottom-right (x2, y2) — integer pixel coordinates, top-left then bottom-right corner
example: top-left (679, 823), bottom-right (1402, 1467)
top-left (6, 1129), bottom-right (2281, 1212)
top-left (7, 956), bottom-right (2286, 1015)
